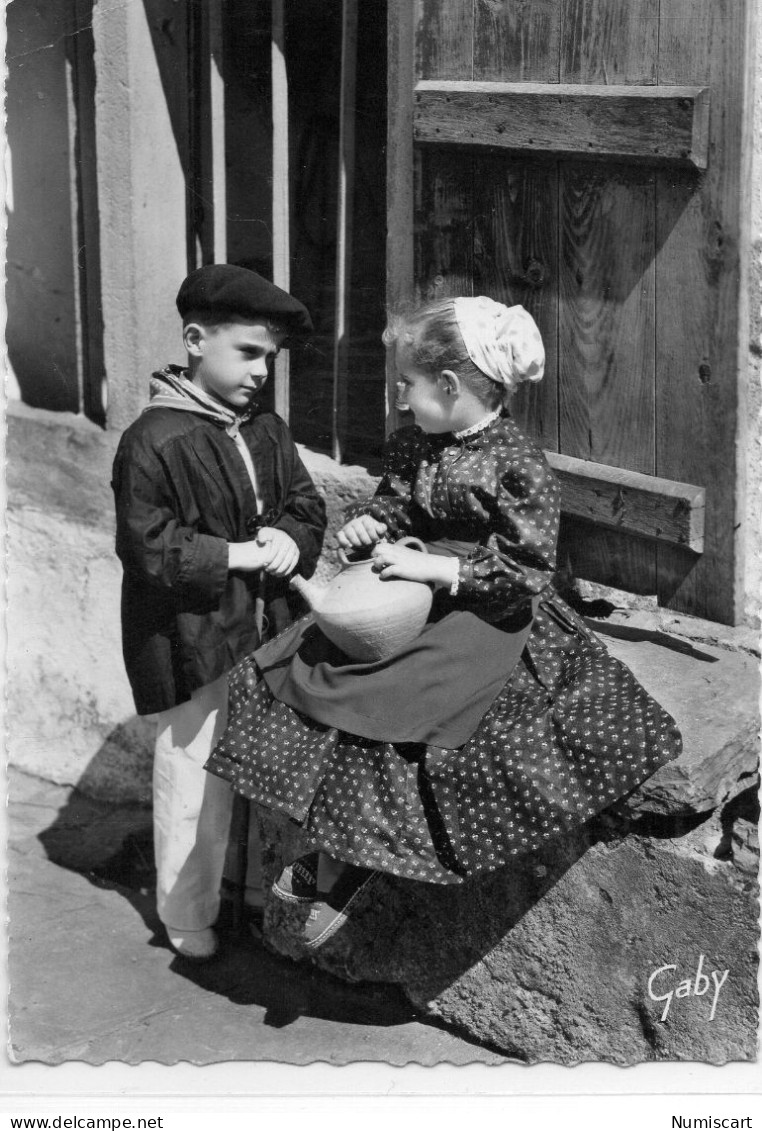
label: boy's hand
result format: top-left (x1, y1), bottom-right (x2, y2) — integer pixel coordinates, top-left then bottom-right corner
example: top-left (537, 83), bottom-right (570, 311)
top-left (228, 540), bottom-right (271, 572)
top-left (371, 542), bottom-right (458, 589)
top-left (336, 515), bottom-right (388, 550)
top-left (256, 527), bottom-right (300, 577)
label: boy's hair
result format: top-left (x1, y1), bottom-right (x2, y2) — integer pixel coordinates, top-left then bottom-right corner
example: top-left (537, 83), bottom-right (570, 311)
top-left (182, 309), bottom-right (286, 337)
top-left (384, 298), bottom-right (504, 409)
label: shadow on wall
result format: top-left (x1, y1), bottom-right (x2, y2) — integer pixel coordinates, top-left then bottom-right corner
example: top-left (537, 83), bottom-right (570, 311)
top-left (6, 0), bottom-right (186, 423)
top-left (6, 1), bottom-right (84, 411)
top-left (74, 717), bottom-right (156, 806)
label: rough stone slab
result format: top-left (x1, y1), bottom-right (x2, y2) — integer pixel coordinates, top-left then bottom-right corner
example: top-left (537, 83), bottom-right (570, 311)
top-left (6, 403), bottom-right (119, 529)
top-left (592, 620), bottom-right (760, 815)
top-left (7, 507), bottom-right (154, 804)
top-left (261, 799), bottom-right (759, 1064)
top-left (297, 445), bottom-right (377, 583)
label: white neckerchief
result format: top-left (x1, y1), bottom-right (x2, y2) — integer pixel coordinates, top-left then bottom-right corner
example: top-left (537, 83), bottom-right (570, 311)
top-left (146, 366), bottom-right (262, 508)
top-left (146, 366), bottom-right (253, 437)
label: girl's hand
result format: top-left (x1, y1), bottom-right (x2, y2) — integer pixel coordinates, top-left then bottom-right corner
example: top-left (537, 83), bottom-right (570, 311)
top-left (337, 515), bottom-right (388, 550)
top-left (371, 542), bottom-right (458, 589)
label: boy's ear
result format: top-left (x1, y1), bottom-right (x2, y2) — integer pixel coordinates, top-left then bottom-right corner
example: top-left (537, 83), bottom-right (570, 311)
top-left (439, 369), bottom-right (461, 398)
top-left (183, 322), bottom-right (205, 357)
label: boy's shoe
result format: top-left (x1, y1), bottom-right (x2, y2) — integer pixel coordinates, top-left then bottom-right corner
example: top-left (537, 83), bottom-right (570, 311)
top-left (166, 926), bottom-right (219, 962)
top-left (303, 865), bottom-right (378, 950)
top-left (272, 852), bottom-right (320, 904)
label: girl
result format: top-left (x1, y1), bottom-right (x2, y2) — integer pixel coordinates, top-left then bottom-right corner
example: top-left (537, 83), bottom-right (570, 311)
top-left (205, 296), bottom-right (681, 949)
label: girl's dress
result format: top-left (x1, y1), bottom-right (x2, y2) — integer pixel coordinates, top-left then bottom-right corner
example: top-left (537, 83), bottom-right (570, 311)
top-left (205, 414), bottom-right (681, 883)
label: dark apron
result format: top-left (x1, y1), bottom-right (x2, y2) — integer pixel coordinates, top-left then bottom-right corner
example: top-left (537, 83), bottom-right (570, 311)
top-left (254, 540), bottom-right (539, 749)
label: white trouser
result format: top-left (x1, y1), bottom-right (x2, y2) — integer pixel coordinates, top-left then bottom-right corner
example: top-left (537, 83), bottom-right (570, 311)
top-left (153, 673), bottom-right (233, 932)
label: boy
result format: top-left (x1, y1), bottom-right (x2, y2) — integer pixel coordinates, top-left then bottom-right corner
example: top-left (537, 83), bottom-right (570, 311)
top-left (112, 264), bottom-right (326, 960)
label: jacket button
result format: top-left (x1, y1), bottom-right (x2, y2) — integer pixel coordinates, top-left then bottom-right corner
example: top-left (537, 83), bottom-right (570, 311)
top-left (246, 517), bottom-right (259, 535)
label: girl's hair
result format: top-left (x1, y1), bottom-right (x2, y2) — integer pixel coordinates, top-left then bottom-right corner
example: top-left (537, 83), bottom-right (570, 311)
top-left (383, 298), bottom-right (504, 409)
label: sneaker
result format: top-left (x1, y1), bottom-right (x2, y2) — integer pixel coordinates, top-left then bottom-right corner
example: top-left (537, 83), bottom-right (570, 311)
top-left (166, 926), bottom-right (219, 962)
top-left (303, 865), bottom-right (378, 950)
top-left (272, 852), bottom-right (320, 904)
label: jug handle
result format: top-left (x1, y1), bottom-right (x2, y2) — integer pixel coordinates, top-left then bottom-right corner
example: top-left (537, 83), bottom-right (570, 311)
top-left (396, 536), bottom-right (428, 555)
top-left (337, 544), bottom-right (373, 568)
top-left (337, 535), bottom-right (428, 568)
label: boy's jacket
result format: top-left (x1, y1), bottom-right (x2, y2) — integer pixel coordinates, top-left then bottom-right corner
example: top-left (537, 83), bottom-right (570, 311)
top-left (112, 370), bottom-right (326, 715)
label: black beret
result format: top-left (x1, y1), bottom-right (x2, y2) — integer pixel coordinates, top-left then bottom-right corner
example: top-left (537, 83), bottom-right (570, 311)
top-left (176, 264), bottom-right (313, 339)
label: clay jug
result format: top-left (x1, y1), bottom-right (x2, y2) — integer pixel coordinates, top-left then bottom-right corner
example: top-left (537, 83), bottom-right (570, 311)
top-left (289, 537), bottom-right (433, 662)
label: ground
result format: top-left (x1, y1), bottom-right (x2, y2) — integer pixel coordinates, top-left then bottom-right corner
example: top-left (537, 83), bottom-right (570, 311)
top-left (6, 767), bottom-right (506, 1068)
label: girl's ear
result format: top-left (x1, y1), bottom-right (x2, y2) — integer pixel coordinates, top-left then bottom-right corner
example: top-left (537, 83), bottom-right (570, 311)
top-left (439, 369), bottom-right (461, 398)
top-left (183, 322), bottom-right (205, 357)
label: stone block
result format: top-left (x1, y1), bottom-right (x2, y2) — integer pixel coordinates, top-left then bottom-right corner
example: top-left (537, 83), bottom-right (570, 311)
top-left (592, 619), bottom-right (760, 815)
top-left (259, 791), bottom-right (759, 1063)
top-left (252, 621), bottom-right (759, 1063)
top-left (7, 506), bottom-right (153, 804)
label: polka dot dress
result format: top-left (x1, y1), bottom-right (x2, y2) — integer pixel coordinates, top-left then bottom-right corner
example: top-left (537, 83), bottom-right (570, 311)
top-left (206, 415), bottom-right (682, 883)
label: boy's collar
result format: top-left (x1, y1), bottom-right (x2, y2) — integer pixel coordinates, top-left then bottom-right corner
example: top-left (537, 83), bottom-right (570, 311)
top-left (146, 365), bottom-right (255, 436)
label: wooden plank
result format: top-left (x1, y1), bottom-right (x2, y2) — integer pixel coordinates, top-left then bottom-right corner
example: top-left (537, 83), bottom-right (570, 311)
top-left (391, 0), bottom-right (475, 434)
top-left (271, 0), bottom-right (290, 422)
top-left (558, 160), bottom-right (658, 595)
top-left (561, 0), bottom-right (659, 85)
top-left (414, 82), bottom-right (710, 168)
top-left (559, 165), bottom-right (656, 472)
top-left (412, 2), bottom-right (474, 306)
top-left (473, 0), bottom-right (561, 82)
top-left (553, 0), bottom-right (662, 600)
top-left (654, 0), bottom-right (752, 624)
top-left (69, 0), bottom-right (106, 425)
top-left (556, 521), bottom-right (658, 597)
top-left (472, 154), bottom-right (559, 450)
top-left (472, 1), bottom-right (562, 453)
top-left (187, 0), bottom-right (227, 267)
top-left (415, 0), bottom-right (474, 81)
top-left (546, 452), bottom-right (705, 550)
top-left (331, 0), bottom-right (358, 464)
top-left (208, 0), bottom-right (226, 262)
top-left (386, 0), bottom-right (416, 434)
top-left (186, 0), bottom-right (204, 270)
top-left (415, 147), bottom-right (474, 303)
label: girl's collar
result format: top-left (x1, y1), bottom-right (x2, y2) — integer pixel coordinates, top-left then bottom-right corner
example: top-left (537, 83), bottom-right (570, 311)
top-left (452, 408), bottom-right (502, 441)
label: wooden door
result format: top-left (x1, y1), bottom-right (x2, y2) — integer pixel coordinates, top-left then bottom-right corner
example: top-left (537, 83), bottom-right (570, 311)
top-left (387, 0), bottom-right (754, 625)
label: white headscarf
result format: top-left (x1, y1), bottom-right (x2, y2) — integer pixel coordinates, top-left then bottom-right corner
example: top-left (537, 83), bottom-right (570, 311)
top-left (453, 297), bottom-right (545, 394)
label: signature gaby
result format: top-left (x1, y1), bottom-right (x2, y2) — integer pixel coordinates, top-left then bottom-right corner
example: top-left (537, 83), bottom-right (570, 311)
top-left (648, 955), bottom-right (729, 1022)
